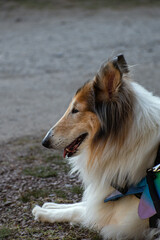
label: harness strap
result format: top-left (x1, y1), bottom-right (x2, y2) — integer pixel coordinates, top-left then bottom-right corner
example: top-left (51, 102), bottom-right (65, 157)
top-left (149, 214), bottom-right (159, 228)
top-left (147, 169), bottom-right (160, 218)
top-left (148, 146), bottom-right (160, 228)
top-left (154, 146), bottom-right (160, 165)
top-left (111, 183), bottom-right (128, 195)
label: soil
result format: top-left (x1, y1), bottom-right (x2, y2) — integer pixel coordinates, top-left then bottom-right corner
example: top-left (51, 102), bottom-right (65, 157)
top-left (0, 1), bottom-right (160, 239)
top-left (0, 135), bottom-right (102, 239)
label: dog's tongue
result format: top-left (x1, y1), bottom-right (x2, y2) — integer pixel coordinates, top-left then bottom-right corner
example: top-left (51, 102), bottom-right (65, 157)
top-left (64, 139), bottom-right (78, 158)
top-left (63, 133), bottom-right (88, 158)
top-left (63, 138), bottom-right (79, 158)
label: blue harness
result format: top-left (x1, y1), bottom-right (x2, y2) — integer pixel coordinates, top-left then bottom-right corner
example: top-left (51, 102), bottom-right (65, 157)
top-left (104, 177), bottom-right (146, 203)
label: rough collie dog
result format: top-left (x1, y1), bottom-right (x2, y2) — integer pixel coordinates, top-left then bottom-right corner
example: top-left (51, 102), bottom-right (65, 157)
top-left (32, 55), bottom-right (160, 239)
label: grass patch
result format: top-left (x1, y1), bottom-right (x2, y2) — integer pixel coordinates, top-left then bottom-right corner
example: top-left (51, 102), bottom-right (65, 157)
top-left (71, 185), bottom-right (83, 195)
top-left (0, 225), bottom-right (101, 240)
top-left (44, 154), bottom-right (63, 163)
top-left (54, 189), bottom-right (67, 199)
top-left (57, 225), bottom-right (102, 240)
top-left (0, 227), bottom-right (13, 239)
top-left (12, 136), bottom-right (33, 145)
top-left (2, 0), bottom-right (160, 10)
top-left (25, 227), bottom-right (54, 237)
top-left (20, 189), bottom-right (50, 203)
top-left (18, 154), bottom-right (36, 163)
top-left (23, 165), bottom-right (58, 178)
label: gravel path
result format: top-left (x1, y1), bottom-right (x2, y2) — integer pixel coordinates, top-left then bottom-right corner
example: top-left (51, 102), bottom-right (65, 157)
top-left (0, 5), bottom-right (160, 143)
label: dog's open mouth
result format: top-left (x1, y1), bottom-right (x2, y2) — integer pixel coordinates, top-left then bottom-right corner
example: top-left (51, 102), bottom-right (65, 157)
top-left (64, 133), bottom-right (88, 158)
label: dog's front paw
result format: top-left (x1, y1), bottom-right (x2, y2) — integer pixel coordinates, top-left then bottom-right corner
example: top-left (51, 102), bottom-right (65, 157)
top-left (32, 205), bottom-right (50, 222)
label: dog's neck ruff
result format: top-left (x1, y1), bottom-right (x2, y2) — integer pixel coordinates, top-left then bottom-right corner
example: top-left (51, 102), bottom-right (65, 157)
top-left (104, 146), bottom-right (160, 226)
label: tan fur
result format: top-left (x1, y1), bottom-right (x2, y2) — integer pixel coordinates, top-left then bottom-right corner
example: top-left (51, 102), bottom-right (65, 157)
top-left (95, 62), bottom-right (121, 100)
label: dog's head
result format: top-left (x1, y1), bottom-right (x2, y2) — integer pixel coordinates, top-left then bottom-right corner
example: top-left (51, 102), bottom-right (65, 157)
top-left (42, 55), bottom-right (134, 160)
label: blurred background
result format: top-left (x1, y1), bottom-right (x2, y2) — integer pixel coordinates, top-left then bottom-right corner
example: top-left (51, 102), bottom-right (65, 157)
top-left (0, 1), bottom-right (160, 239)
top-left (0, 0), bottom-right (160, 142)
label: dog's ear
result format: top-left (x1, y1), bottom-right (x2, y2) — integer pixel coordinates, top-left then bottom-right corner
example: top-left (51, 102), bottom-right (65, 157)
top-left (93, 54), bottom-right (129, 101)
top-left (93, 55), bottom-right (132, 139)
top-left (112, 54), bottom-right (129, 75)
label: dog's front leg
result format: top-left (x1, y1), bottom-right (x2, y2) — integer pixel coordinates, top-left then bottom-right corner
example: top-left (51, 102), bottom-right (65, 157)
top-left (42, 201), bottom-right (86, 209)
top-left (32, 202), bottom-right (86, 224)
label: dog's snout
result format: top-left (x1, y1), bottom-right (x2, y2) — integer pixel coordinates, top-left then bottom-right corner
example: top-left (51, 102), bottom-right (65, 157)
top-left (42, 130), bottom-right (52, 148)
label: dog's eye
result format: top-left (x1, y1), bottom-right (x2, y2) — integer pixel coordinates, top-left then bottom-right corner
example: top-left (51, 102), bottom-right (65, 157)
top-left (72, 108), bottom-right (79, 114)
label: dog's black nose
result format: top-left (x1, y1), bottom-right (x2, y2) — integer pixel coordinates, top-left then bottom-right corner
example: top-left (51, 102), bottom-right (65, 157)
top-left (42, 138), bottom-right (51, 148)
top-left (42, 130), bottom-right (52, 148)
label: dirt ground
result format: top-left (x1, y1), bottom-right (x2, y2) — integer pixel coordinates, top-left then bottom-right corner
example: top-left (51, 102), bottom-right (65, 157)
top-left (0, 1), bottom-right (160, 239)
top-left (0, 1), bottom-right (160, 143)
top-left (0, 135), bottom-right (102, 239)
